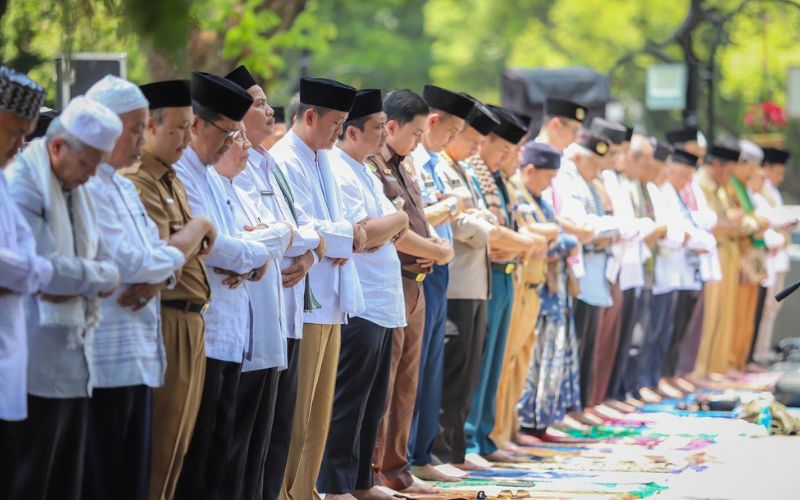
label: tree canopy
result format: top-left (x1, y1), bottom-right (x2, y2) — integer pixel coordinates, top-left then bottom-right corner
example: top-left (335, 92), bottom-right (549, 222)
top-left (2, 0), bottom-right (799, 140)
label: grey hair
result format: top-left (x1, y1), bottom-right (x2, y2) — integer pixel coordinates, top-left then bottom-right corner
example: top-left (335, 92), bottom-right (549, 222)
top-left (44, 117), bottom-right (88, 152)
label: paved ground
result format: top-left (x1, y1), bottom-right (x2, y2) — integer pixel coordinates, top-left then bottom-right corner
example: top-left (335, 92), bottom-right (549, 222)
top-left (664, 431), bottom-right (800, 499)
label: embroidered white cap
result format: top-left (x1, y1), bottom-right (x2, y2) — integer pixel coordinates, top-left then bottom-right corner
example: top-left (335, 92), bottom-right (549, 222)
top-left (60, 96), bottom-right (123, 153)
top-left (85, 74), bottom-right (149, 115)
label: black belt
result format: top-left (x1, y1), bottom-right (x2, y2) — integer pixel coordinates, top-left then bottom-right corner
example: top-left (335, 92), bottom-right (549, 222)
top-left (162, 299), bottom-right (208, 314)
top-left (401, 270), bottom-right (427, 282)
top-left (491, 262), bottom-right (517, 274)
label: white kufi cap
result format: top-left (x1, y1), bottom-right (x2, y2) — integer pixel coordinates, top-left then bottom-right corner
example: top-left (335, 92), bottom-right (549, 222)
top-left (85, 74), bottom-right (149, 115)
top-left (60, 96), bottom-right (123, 153)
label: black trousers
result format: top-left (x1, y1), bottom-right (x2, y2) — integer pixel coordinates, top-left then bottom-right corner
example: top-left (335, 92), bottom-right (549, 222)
top-left (263, 338), bottom-right (300, 500)
top-left (224, 366), bottom-right (279, 500)
top-left (662, 290), bottom-right (699, 378)
top-left (606, 288), bottom-right (639, 401)
top-left (4, 395), bottom-right (88, 500)
top-left (574, 299), bottom-right (600, 407)
top-left (749, 286), bottom-right (769, 363)
top-left (318, 317), bottom-right (393, 494)
top-left (175, 358), bottom-right (242, 500)
top-left (433, 298), bottom-right (488, 464)
top-left (82, 385), bottom-right (152, 500)
top-left (623, 289), bottom-right (653, 396)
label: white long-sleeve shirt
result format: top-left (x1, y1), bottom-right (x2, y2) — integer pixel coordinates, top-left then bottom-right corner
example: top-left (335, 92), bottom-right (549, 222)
top-left (6, 145), bottom-right (119, 399)
top-left (0, 174), bottom-right (54, 420)
top-left (221, 168), bottom-right (291, 370)
top-left (175, 147), bottom-right (270, 362)
top-left (86, 163), bottom-right (185, 388)
top-left (329, 146), bottom-right (406, 329)
top-left (271, 130), bottom-right (364, 325)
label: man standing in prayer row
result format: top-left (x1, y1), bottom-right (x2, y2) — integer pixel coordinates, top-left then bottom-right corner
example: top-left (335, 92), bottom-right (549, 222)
top-left (271, 77), bottom-right (367, 500)
top-left (83, 75), bottom-right (190, 500)
top-left (0, 65), bottom-right (53, 495)
top-left (122, 79), bottom-right (218, 500)
top-left (320, 88), bottom-right (410, 500)
top-left (5, 96), bottom-right (122, 500)
top-left (369, 89), bottom-right (454, 493)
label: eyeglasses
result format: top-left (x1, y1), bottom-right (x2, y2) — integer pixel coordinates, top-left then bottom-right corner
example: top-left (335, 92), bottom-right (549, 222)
top-left (200, 116), bottom-right (237, 139)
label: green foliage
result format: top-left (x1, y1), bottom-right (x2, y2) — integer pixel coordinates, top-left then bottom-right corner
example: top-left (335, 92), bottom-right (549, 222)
top-left (0, 0), bottom-right (149, 104)
top-left (2, 0), bottom-right (800, 141)
top-left (198, 0), bottom-right (335, 83)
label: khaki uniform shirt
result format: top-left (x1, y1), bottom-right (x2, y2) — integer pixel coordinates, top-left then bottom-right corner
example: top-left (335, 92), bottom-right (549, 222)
top-left (121, 151), bottom-right (210, 304)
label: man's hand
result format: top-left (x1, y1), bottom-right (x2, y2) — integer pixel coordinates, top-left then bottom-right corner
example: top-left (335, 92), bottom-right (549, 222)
top-left (244, 223), bottom-right (269, 232)
top-left (315, 232), bottom-right (327, 261)
top-left (282, 250), bottom-right (314, 288)
top-left (644, 224), bottom-right (667, 247)
top-left (118, 281), bottom-right (166, 311)
top-left (248, 261), bottom-right (269, 282)
top-left (536, 223), bottom-right (560, 242)
top-left (432, 238), bottom-right (455, 265)
top-left (489, 248), bottom-right (520, 262)
top-left (392, 225), bottom-right (409, 243)
top-left (199, 220), bottom-right (217, 257)
top-left (416, 257), bottom-right (436, 269)
top-left (726, 208), bottom-right (744, 224)
top-left (40, 293), bottom-right (80, 303)
top-left (328, 257), bottom-right (349, 267)
top-left (214, 267), bottom-right (247, 289)
top-left (352, 222), bottom-right (367, 253)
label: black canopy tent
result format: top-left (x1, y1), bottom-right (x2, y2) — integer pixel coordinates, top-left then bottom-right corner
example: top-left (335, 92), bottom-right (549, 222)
top-left (501, 67), bottom-right (611, 133)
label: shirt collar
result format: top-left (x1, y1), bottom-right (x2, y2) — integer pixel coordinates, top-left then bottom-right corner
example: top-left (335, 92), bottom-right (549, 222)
top-left (285, 129), bottom-right (317, 166)
top-left (411, 143), bottom-right (432, 169)
top-left (97, 162), bottom-right (116, 179)
top-left (248, 146), bottom-right (274, 172)
top-left (139, 151), bottom-right (174, 181)
top-left (333, 146), bottom-right (365, 171)
top-left (384, 144), bottom-right (405, 167)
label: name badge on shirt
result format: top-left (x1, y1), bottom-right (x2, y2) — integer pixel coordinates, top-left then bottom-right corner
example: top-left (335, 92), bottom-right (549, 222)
top-left (392, 196), bottom-right (406, 211)
top-left (260, 189), bottom-right (274, 196)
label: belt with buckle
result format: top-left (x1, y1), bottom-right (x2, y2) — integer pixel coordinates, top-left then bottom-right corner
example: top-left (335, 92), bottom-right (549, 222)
top-left (492, 262), bottom-right (517, 274)
top-left (401, 270), bottom-right (427, 282)
top-left (161, 299), bottom-right (208, 314)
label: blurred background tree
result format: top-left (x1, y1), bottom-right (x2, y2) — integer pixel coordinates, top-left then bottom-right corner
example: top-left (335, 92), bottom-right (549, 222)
top-left (1, 0), bottom-right (798, 198)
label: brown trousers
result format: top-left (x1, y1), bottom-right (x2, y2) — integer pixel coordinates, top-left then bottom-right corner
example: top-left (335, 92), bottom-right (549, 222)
top-left (373, 278), bottom-right (425, 491)
top-left (279, 323), bottom-right (341, 500)
top-left (730, 281), bottom-right (761, 370)
top-left (695, 242), bottom-right (740, 376)
top-left (148, 307), bottom-right (206, 500)
top-left (588, 281), bottom-right (624, 406)
top-left (490, 280), bottom-right (541, 448)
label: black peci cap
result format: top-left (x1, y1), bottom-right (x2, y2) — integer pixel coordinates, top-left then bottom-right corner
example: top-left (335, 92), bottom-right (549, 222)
top-left (589, 117), bottom-right (627, 145)
top-left (346, 89), bottom-right (383, 121)
top-left (651, 139), bottom-right (674, 162)
top-left (762, 147), bottom-right (790, 166)
top-left (140, 80), bottom-right (192, 110)
top-left (671, 148), bottom-right (699, 168)
top-left (191, 72), bottom-right (253, 121)
top-left (576, 131), bottom-right (610, 156)
top-left (423, 84), bottom-right (474, 120)
top-left (463, 95), bottom-right (500, 136)
top-left (707, 143), bottom-right (740, 163)
top-left (225, 64), bottom-right (258, 91)
top-left (545, 98), bottom-right (587, 123)
top-left (486, 105), bottom-right (527, 144)
top-left (520, 141), bottom-right (561, 169)
top-left (299, 77), bottom-right (357, 113)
